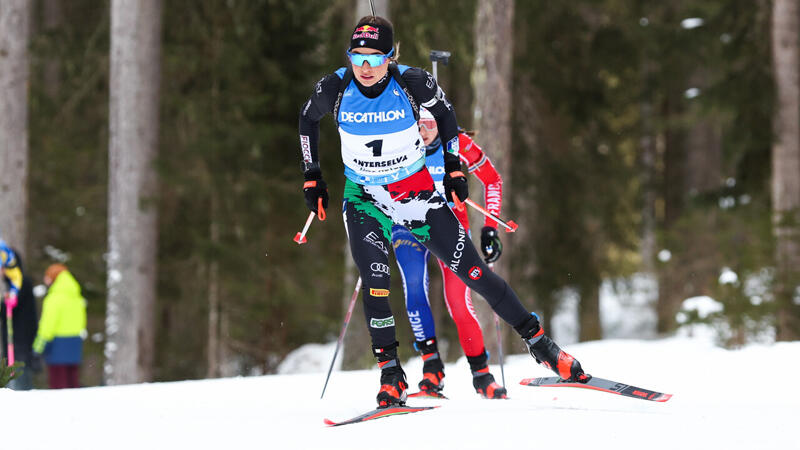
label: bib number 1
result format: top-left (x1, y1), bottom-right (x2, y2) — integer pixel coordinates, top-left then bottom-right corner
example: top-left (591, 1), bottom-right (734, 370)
top-left (366, 139), bottom-right (383, 157)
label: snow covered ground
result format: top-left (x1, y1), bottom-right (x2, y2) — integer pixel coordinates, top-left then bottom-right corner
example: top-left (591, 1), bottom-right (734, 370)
top-left (2, 336), bottom-right (798, 450)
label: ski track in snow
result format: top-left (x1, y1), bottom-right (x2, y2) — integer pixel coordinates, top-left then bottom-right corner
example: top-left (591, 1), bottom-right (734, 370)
top-left (1, 337), bottom-right (797, 450)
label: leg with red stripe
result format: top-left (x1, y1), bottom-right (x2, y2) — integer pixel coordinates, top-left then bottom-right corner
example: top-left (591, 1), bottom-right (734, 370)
top-left (515, 313), bottom-right (590, 383)
top-left (374, 342), bottom-right (408, 407)
top-left (468, 350), bottom-right (507, 399)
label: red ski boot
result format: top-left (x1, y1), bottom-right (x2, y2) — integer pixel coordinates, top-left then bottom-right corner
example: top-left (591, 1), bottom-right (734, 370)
top-left (467, 351), bottom-right (507, 399)
top-left (415, 338), bottom-right (445, 394)
top-left (374, 344), bottom-right (408, 407)
top-left (516, 314), bottom-right (590, 382)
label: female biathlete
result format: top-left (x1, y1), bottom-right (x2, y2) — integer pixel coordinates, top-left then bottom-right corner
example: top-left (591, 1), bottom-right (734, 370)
top-left (298, 15), bottom-right (589, 407)
top-left (393, 108), bottom-right (507, 399)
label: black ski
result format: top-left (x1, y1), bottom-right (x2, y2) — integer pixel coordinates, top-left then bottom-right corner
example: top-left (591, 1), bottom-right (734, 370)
top-left (520, 376), bottom-right (672, 402)
top-left (324, 405), bottom-right (439, 427)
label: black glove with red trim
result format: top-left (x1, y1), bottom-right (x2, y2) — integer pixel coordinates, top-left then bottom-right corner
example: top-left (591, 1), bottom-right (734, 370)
top-left (303, 169), bottom-right (329, 213)
top-left (443, 168), bottom-right (468, 204)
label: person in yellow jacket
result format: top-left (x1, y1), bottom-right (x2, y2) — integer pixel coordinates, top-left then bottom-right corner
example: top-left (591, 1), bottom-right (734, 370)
top-left (33, 264), bottom-right (87, 389)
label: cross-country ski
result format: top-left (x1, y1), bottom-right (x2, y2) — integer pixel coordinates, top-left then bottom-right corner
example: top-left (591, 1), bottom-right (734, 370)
top-left (520, 376), bottom-right (672, 402)
top-left (324, 405), bottom-right (439, 427)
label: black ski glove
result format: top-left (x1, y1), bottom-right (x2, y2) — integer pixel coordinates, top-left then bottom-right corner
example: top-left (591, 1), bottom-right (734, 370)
top-left (443, 170), bottom-right (468, 204)
top-left (303, 169), bottom-right (329, 213)
top-left (480, 226), bottom-right (502, 263)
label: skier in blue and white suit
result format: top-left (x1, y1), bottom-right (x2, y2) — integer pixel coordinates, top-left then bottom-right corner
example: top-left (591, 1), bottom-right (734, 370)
top-left (297, 15), bottom-right (589, 407)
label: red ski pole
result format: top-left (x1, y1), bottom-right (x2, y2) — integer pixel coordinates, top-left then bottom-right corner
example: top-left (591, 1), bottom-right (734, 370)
top-left (4, 295), bottom-right (15, 366)
top-left (451, 195), bottom-right (518, 233)
top-left (464, 199), bottom-right (518, 233)
top-left (293, 198), bottom-right (326, 245)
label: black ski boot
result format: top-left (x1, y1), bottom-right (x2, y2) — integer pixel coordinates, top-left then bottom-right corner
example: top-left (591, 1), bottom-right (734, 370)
top-left (467, 351), bottom-right (507, 399)
top-left (415, 337), bottom-right (445, 393)
top-left (515, 314), bottom-right (590, 383)
top-left (374, 343), bottom-right (408, 407)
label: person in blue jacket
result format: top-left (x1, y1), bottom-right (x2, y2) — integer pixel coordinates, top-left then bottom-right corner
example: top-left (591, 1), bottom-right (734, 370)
top-left (1, 241), bottom-right (39, 390)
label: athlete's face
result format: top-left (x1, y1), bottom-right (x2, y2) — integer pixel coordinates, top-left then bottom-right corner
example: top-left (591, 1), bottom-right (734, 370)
top-left (418, 119), bottom-right (438, 146)
top-left (350, 47), bottom-right (390, 87)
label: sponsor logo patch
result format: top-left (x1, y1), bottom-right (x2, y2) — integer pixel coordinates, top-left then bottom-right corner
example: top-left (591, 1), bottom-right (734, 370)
top-left (370, 288), bottom-right (390, 297)
top-left (353, 25), bottom-right (379, 40)
top-left (353, 155), bottom-right (408, 168)
top-left (446, 137), bottom-right (459, 155)
top-left (408, 311), bottom-right (425, 340)
top-left (370, 262), bottom-right (390, 276)
top-left (363, 232), bottom-right (389, 256)
top-left (370, 316), bottom-right (395, 328)
top-left (300, 135), bottom-right (312, 163)
top-left (392, 239), bottom-right (423, 251)
top-left (448, 224), bottom-right (467, 272)
top-left (340, 110), bottom-right (406, 123)
top-left (468, 266), bottom-right (482, 280)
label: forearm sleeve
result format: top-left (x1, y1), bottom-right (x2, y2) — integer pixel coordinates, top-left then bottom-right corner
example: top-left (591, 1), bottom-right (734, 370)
top-left (298, 73), bottom-right (340, 174)
top-left (459, 134), bottom-right (503, 228)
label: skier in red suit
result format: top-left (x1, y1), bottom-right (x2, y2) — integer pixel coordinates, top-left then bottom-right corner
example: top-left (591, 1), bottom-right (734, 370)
top-left (391, 107), bottom-right (507, 398)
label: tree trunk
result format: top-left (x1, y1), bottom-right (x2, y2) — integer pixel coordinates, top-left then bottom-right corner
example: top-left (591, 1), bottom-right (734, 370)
top-left (106, 0), bottom-right (162, 385)
top-left (771, 0), bottom-right (800, 341)
top-left (470, 0), bottom-right (514, 363)
top-left (639, 57), bottom-right (657, 276)
top-left (686, 72), bottom-right (722, 197)
top-left (0, 0), bottom-right (32, 257)
top-left (682, 69), bottom-right (724, 303)
top-left (656, 91), bottom-right (688, 333)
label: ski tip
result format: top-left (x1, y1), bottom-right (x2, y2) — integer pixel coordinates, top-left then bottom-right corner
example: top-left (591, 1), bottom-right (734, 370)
top-left (519, 378), bottom-right (534, 386)
top-left (654, 393), bottom-right (673, 402)
top-left (323, 418), bottom-right (336, 426)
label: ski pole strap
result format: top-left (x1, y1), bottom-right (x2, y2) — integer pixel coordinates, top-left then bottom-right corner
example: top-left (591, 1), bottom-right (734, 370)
top-left (302, 180), bottom-right (326, 221)
top-left (317, 197), bottom-right (326, 221)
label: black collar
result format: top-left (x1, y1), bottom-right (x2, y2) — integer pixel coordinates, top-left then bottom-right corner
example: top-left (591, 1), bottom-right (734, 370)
top-left (354, 72), bottom-right (391, 98)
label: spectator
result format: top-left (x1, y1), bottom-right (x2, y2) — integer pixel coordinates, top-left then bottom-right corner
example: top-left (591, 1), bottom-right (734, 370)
top-left (1, 244), bottom-right (39, 390)
top-left (33, 263), bottom-right (87, 389)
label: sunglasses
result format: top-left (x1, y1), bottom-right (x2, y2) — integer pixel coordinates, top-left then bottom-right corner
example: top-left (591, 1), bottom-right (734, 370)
top-left (418, 119), bottom-right (437, 132)
top-left (347, 49), bottom-right (395, 67)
